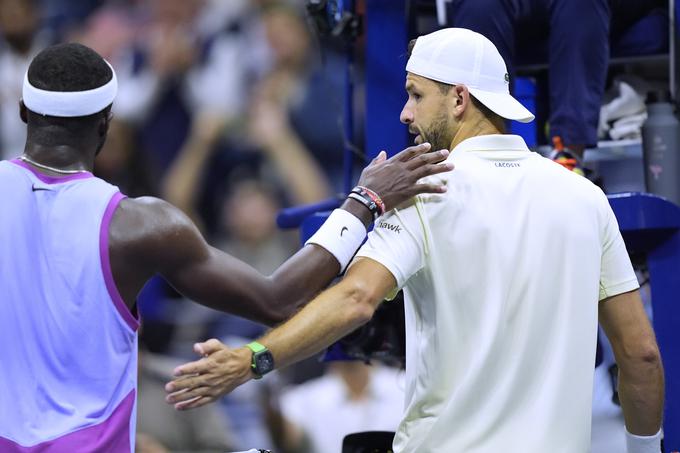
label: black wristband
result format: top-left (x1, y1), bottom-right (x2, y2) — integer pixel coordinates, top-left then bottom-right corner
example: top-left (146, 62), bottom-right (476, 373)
top-left (347, 192), bottom-right (380, 221)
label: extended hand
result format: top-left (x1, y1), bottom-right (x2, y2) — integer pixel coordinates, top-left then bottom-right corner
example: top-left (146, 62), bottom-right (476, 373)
top-left (165, 339), bottom-right (252, 411)
top-left (356, 143), bottom-right (453, 211)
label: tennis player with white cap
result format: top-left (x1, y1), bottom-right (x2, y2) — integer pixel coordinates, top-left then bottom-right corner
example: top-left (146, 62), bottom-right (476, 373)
top-left (168, 28), bottom-right (664, 453)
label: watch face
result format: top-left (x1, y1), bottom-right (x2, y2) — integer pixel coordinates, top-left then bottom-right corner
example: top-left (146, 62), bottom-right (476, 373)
top-left (254, 351), bottom-right (274, 375)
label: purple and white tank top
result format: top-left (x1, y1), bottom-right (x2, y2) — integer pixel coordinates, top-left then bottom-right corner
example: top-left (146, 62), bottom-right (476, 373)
top-left (0, 159), bottom-right (139, 452)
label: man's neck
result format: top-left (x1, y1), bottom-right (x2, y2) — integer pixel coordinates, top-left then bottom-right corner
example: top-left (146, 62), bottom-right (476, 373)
top-left (449, 116), bottom-right (503, 151)
top-left (23, 143), bottom-right (94, 173)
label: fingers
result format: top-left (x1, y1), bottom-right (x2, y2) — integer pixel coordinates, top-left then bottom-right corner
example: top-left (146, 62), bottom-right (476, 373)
top-left (166, 384), bottom-right (211, 404)
top-left (413, 162), bottom-right (455, 180)
top-left (174, 395), bottom-right (202, 409)
top-left (405, 149), bottom-right (450, 170)
top-left (165, 369), bottom-right (232, 409)
top-left (367, 150), bottom-right (388, 167)
top-left (394, 143), bottom-right (431, 162)
top-left (409, 182), bottom-right (449, 197)
top-left (194, 338), bottom-right (224, 356)
top-left (166, 373), bottom-right (206, 394)
top-left (175, 395), bottom-right (213, 411)
top-left (173, 357), bottom-right (210, 377)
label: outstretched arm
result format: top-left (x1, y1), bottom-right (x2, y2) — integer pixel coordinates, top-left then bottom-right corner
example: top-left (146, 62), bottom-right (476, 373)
top-left (111, 195), bottom-right (343, 325)
top-left (164, 258), bottom-right (396, 409)
top-left (111, 143), bottom-right (452, 325)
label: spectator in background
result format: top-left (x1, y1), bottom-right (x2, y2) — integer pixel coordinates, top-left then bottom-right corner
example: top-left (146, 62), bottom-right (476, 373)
top-left (270, 362), bottom-right (404, 453)
top-left (217, 180), bottom-right (298, 275)
top-left (108, 0), bottom-right (258, 178)
top-left (65, 1), bottom-right (136, 62)
top-left (251, 3), bottom-right (350, 192)
top-left (248, 78), bottom-right (334, 204)
top-left (39, 0), bottom-right (104, 37)
top-left (0, 0), bottom-right (50, 160)
top-left (450, 0), bottom-right (666, 176)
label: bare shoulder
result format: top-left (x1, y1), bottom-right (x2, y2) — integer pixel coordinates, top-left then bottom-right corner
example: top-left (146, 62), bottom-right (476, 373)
top-left (111, 196), bottom-right (207, 271)
top-left (116, 196), bottom-right (189, 227)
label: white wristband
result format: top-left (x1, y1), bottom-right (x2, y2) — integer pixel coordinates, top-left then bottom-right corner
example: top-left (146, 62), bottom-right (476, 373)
top-left (305, 209), bottom-right (367, 273)
top-left (626, 428), bottom-right (662, 453)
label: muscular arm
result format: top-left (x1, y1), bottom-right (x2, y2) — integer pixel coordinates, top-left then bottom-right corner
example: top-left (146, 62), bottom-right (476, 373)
top-left (599, 289), bottom-right (664, 435)
top-left (111, 196), bottom-right (369, 326)
top-left (257, 258), bottom-right (396, 367)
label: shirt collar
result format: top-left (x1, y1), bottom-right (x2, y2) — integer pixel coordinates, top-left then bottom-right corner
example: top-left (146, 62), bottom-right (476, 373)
top-left (452, 134), bottom-right (530, 153)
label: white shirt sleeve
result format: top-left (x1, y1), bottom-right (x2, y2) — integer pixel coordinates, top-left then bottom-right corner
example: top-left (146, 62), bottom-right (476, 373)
top-left (353, 199), bottom-right (427, 290)
top-left (599, 201), bottom-right (639, 301)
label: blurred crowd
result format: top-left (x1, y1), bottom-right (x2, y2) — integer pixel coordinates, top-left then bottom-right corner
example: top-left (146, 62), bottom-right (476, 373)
top-left (0, 0), bottom-right (400, 451)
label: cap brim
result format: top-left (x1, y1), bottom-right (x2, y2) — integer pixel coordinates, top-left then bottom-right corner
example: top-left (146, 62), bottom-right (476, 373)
top-left (468, 88), bottom-right (535, 123)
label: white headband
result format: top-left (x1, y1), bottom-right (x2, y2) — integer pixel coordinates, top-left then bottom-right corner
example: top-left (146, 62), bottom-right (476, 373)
top-left (22, 61), bottom-right (118, 117)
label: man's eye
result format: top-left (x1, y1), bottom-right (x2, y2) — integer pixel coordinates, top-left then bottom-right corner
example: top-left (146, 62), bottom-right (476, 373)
top-left (413, 93), bottom-right (422, 101)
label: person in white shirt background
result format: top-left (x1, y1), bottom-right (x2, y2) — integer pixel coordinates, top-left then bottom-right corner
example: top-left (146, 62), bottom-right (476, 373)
top-left (166, 28), bottom-right (664, 453)
top-left (273, 362), bottom-right (404, 453)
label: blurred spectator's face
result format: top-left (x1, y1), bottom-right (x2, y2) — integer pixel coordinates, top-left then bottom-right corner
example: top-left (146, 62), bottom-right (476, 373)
top-left (223, 182), bottom-right (279, 243)
top-left (150, 0), bottom-right (203, 26)
top-left (0, 0), bottom-right (37, 53)
top-left (71, 9), bottom-right (136, 61)
top-left (263, 10), bottom-right (309, 67)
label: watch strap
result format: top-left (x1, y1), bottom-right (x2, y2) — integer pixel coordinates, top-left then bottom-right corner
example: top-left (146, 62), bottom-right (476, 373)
top-left (246, 341), bottom-right (266, 354)
top-left (246, 341), bottom-right (269, 379)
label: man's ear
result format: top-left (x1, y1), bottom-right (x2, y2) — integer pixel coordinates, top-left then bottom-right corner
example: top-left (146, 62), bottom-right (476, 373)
top-left (19, 100), bottom-right (28, 124)
top-left (452, 85), bottom-right (471, 119)
top-left (98, 109), bottom-right (113, 136)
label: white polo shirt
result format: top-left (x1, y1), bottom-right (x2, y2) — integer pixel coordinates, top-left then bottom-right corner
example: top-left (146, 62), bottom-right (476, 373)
top-left (354, 134), bottom-right (639, 453)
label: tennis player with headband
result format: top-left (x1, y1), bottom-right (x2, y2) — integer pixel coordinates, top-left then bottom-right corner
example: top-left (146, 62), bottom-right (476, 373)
top-left (0, 42), bottom-right (452, 451)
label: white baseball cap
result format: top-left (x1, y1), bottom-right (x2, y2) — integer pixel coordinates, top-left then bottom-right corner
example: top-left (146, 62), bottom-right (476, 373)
top-left (406, 28), bottom-right (535, 123)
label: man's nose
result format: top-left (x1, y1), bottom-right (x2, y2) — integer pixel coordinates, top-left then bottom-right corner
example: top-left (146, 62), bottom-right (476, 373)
top-left (400, 105), bottom-right (413, 125)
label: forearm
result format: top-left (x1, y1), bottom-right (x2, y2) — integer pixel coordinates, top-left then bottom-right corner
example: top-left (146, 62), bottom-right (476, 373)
top-left (260, 280), bottom-right (376, 369)
top-left (263, 198), bottom-right (373, 320)
top-left (175, 198), bottom-right (372, 325)
top-left (264, 245), bottom-right (341, 321)
top-left (164, 259), bottom-right (396, 411)
top-left (164, 285), bottom-right (377, 412)
top-left (618, 358), bottom-right (665, 435)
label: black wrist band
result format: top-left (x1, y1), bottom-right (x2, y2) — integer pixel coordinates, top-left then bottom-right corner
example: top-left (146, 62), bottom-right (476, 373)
top-left (347, 192), bottom-right (380, 221)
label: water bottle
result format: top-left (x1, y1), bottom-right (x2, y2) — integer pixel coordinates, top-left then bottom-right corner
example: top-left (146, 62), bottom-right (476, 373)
top-left (641, 91), bottom-right (680, 206)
